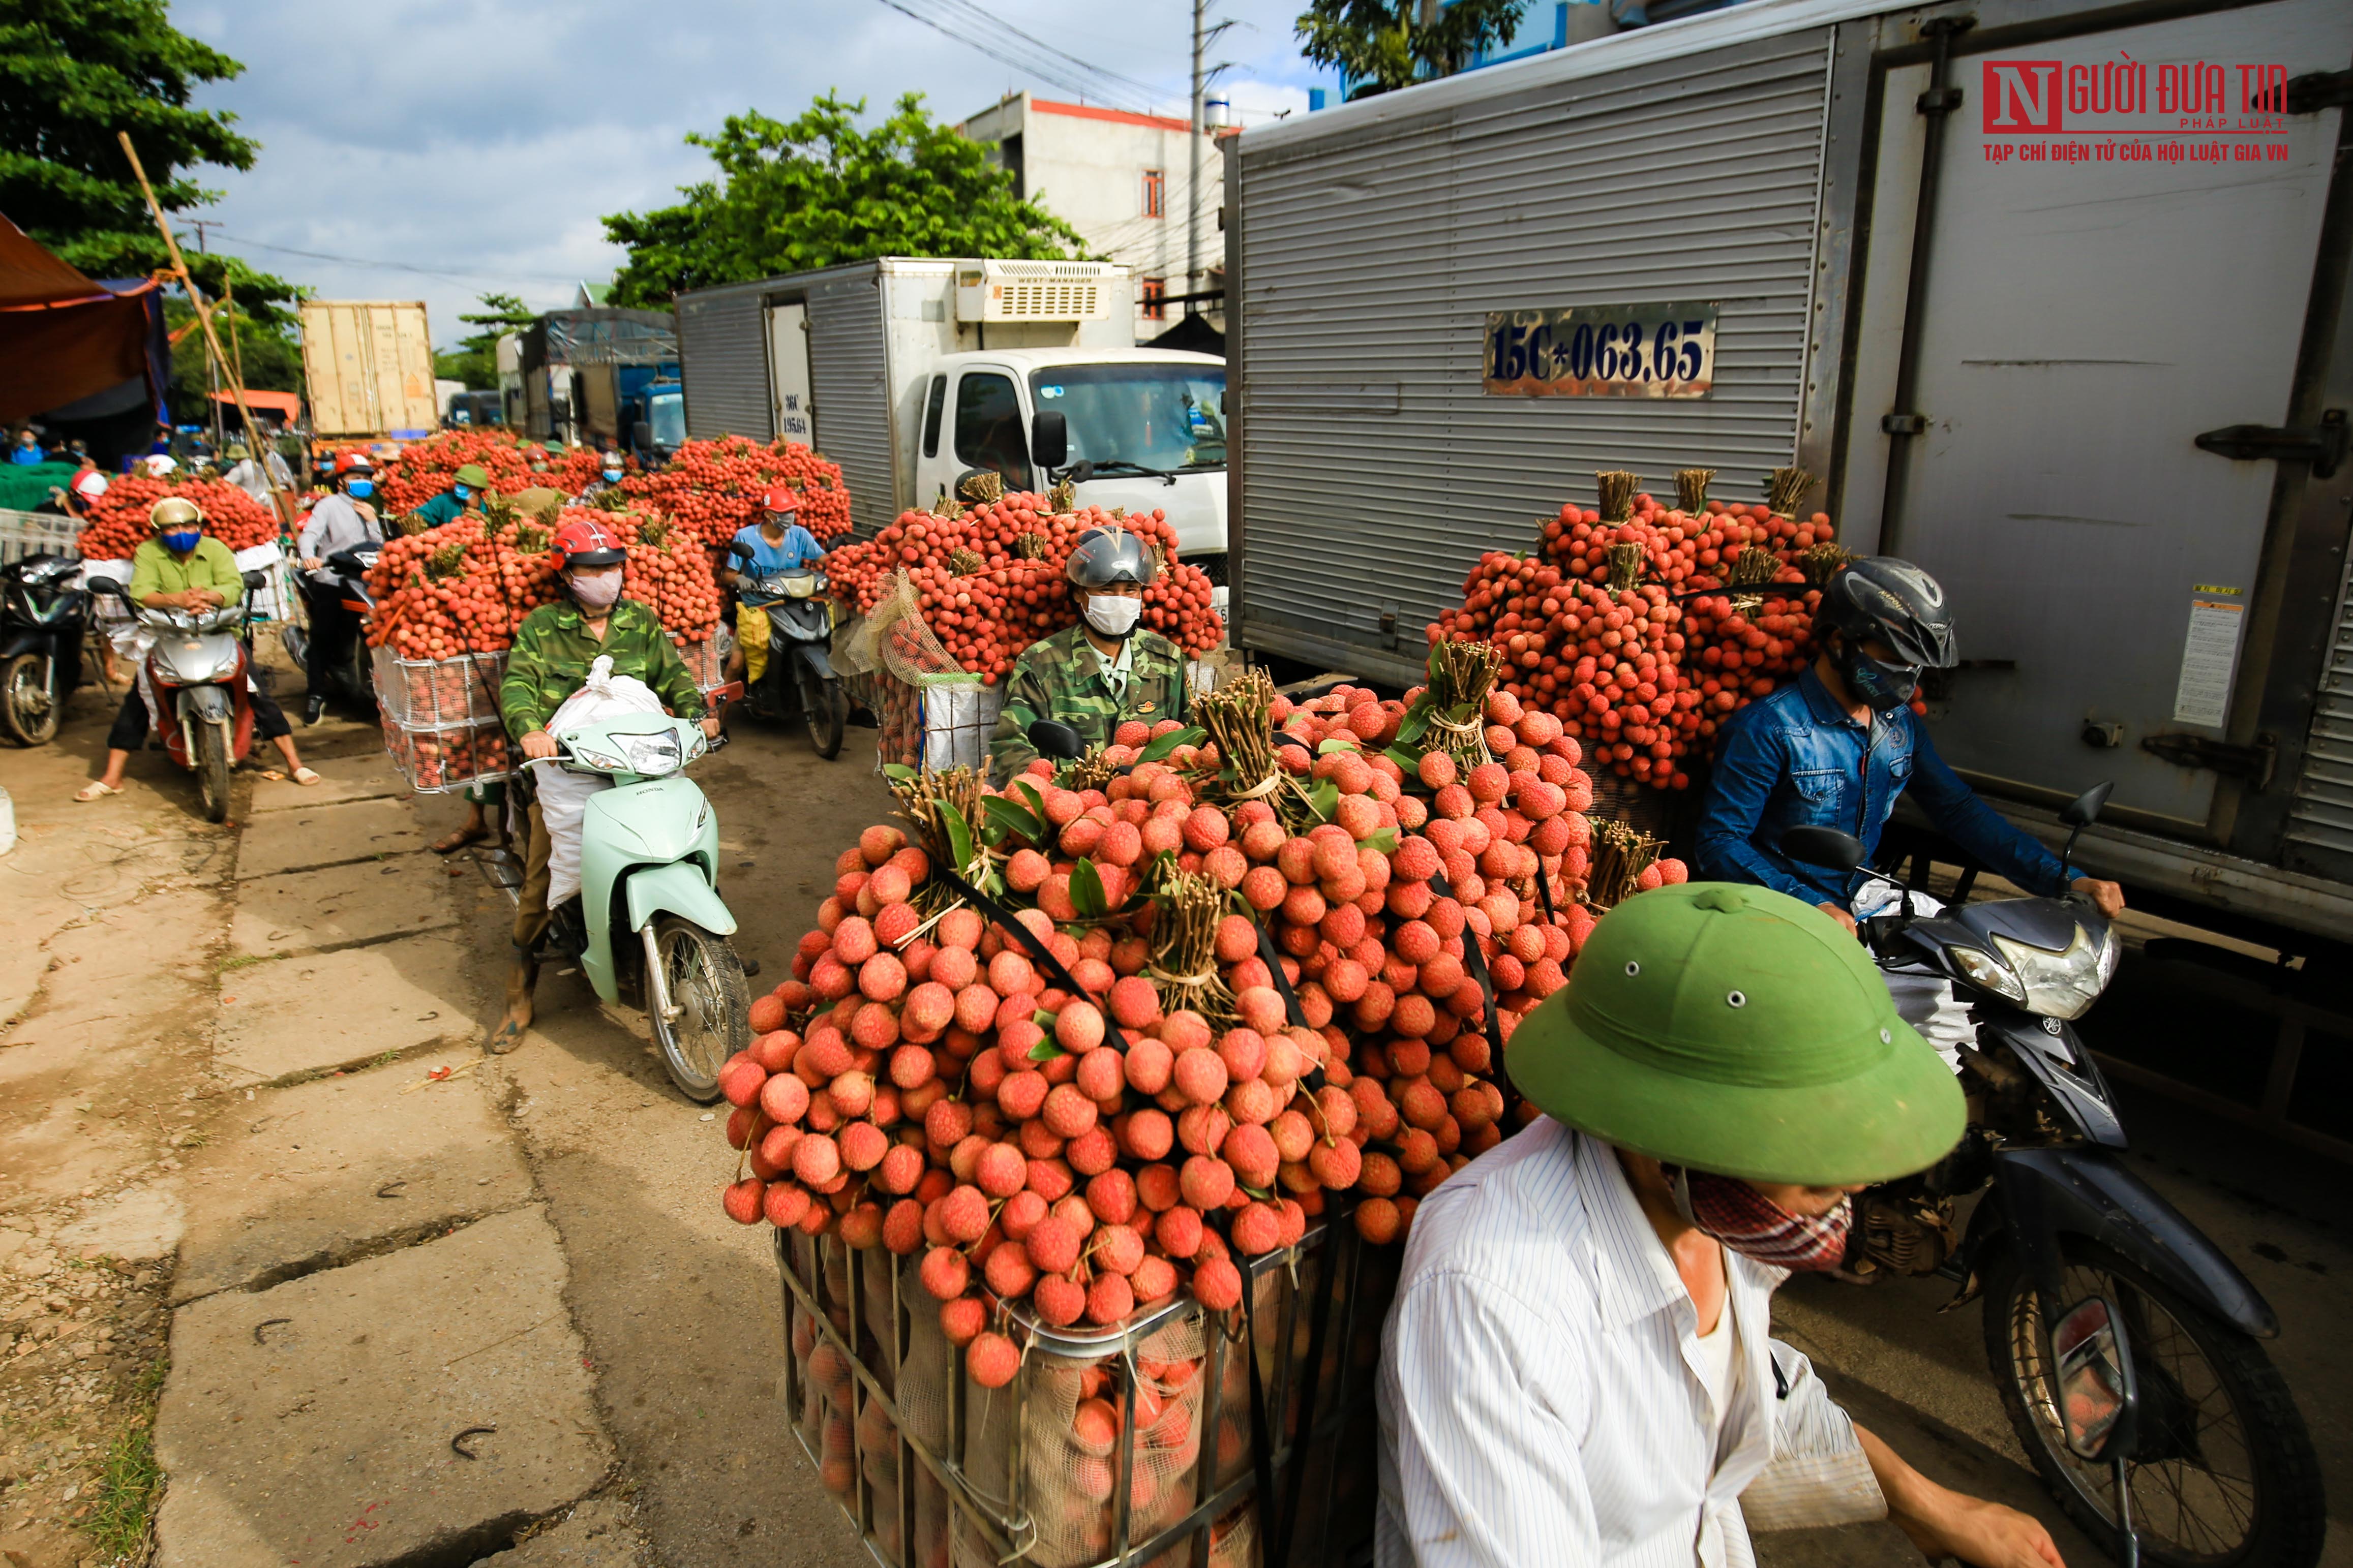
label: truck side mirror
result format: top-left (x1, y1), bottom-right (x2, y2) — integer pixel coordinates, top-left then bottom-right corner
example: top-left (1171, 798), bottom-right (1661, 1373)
top-left (1031, 410), bottom-right (1068, 470)
top-left (633, 419), bottom-right (654, 452)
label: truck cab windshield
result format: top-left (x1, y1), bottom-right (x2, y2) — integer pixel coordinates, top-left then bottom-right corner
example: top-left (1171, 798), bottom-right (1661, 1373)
top-left (1031, 363), bottom-right (1225, 474)
top-left (648, 391), bottom-right (685, 450)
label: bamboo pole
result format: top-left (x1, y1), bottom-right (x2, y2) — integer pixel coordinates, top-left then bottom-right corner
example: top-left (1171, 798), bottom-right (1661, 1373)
top-left (116, 132), bottom-right (299, 534)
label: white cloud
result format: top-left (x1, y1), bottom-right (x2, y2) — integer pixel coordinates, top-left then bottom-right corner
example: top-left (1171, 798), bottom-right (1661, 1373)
top-left (173, 0), bottom-right (1344, 347)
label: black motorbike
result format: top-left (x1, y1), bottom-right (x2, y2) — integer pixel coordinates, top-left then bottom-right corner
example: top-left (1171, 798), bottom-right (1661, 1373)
top-left (278, 544), bottom-right (378, 711)
top-left (0, 554), bottom-right (93, 746)
top-left (1784, 788), bottom-right (2322, 1568)
top-left (727, 544), bottom-right (843, 759)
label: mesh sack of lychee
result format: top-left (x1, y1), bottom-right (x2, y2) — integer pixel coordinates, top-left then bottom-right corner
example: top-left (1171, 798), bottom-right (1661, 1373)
top-left (706, 658), bottom-right (1680, 1412)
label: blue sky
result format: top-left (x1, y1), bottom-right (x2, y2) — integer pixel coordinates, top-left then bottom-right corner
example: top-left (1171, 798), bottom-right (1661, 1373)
top-left (171, 0), bottom-right (1335, 348)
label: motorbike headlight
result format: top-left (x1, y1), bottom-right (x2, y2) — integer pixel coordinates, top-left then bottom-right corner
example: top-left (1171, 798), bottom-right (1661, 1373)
top-left (1992, 924), bottom-right (2109, 1021)
top-left (568, 743), bottom-right (629, 773)
top-left (615, 730), bottom-right (683, 776)
top-left (1948, 944), bottom-right (2027, 1004)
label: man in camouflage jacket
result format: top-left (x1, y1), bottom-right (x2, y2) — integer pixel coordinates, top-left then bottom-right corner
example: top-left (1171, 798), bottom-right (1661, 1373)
top-left (989, 528), bottom-right (1188, 782)
top-left (492, 516), bottom-right (713, 1051)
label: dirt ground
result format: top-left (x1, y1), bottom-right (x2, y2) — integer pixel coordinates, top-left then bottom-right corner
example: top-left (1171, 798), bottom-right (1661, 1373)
top-left (2, 663), bottom-right (2346, 1568)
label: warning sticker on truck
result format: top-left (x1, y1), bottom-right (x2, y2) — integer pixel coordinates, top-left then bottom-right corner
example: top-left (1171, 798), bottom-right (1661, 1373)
top-left (2171, 596), bottom-right (2245, 728)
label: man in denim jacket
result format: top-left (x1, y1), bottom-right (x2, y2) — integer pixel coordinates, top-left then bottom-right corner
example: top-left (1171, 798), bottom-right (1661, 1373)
top-left (1696, 558), bottom-right (2124, 934)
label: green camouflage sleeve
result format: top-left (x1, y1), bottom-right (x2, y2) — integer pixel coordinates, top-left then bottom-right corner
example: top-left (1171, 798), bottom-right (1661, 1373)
top-left (637, 611), bottom-right (705, 720)
top-left (501, 611), bottom-right (558, 740)
top-left (989, 648), bottom-right (1058, 785)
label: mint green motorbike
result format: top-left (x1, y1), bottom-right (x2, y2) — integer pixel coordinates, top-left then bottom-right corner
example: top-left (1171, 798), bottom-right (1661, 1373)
top-left (525, 711), bottom-right (748, 1101)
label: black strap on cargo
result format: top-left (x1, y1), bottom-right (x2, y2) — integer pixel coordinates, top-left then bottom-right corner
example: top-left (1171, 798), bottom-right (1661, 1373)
top-left (1427, 866), bottom-right (1518, 1106)
top-left (1270, 1216), bottom-right (1341, 1568)
top-left (1252, 918), bottom-right (1327, 1093)
top-left (932, 865), bottom-right (1136, 1054)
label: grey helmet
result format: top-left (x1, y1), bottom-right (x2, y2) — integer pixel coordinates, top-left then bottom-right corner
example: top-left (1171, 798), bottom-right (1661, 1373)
top-left (1817, 557), bottom-right (1956, 670)
top-left (1066, 527), bottom-right (1157, 590)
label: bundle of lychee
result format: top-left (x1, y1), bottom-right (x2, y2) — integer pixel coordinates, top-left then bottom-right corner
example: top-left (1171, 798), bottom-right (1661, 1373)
top-left (374, 428), bottom-right (546, 513)
top-left (707, 656), bottom-right (1673, 1382)
top-left (824, 491), bottom-right (1223, 683)
top-left (77, 476), bottom-right (280, 561)
top-left (1429, 467), bottom-right (1862, 789)
top-left (364, 500), bottom-right (721, 660)
top-left (619, 436), bottom-right (854, 545)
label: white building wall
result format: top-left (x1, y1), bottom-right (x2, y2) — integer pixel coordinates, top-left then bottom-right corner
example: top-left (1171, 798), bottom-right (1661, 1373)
top-left (959, 93), bottom-right (1226, 345)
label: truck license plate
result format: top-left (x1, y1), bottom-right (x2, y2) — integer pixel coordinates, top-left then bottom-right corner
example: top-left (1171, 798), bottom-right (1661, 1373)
top-left (1482, 301), bottom-right (1718, 398)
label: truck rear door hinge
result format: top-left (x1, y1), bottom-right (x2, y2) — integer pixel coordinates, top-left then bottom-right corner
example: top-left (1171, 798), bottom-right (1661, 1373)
top-left (2140, 731), bottom-right (2276, 790)
top-left (2193, 409), bottom-right (2346, 478)
top-left (2284, 70), bottom-right (2353, 114)
top-left (1882, 412), bottom-right (1927, 436)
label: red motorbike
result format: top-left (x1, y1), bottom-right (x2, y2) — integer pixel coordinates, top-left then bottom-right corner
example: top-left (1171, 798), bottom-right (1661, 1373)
top-left (88, 571), bottom-right (261, 822)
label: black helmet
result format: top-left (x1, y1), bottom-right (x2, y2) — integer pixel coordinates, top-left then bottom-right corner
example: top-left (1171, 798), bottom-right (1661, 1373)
top-left (1817, 557), bottom-right (1955, 670)
top-left (1066, 527), bottom-right (1156, 590)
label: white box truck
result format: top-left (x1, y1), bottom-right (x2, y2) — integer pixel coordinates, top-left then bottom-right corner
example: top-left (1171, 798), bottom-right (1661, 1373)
top-left (1224, 0), bottom-right (2353, 955)
top-left (674, 258), bottom-right (1229, 570)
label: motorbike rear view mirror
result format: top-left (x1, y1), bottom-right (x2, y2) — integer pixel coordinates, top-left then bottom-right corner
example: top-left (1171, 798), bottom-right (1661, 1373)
top-left (2050, 1294), bottom-right (2141, 1567)
top-left (84, 577), bottom-right (124, 599)
top-left (1028, 718), bottom-right (1086, 760)
top-left (728, 541), bottom-right (755, 561)
top-left (1779, 825), bottom-right (1868, 872)
top-left (2059, 780), bottom-right (2114, 875)
top-left (1031, 410), bottom-right (1069, 471)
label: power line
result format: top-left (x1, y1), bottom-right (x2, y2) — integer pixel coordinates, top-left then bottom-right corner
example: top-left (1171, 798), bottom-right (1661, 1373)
top-left (213, 233), bottom-right (587, 285)
top-left (867, 0), bottom-right (1155, 114)
top-left (920, 0), bottom-right (1171, 103)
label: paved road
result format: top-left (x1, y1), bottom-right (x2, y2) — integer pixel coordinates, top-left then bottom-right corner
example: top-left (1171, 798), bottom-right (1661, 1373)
top-left (3, 674), bottom-right (2345, 1568)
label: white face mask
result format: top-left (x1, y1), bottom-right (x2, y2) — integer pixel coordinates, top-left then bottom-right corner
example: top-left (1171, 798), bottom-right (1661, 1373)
top-left (1081, 591), bottom-right (1143, 639)
top-left (568, 569), bottom-right (623, 610)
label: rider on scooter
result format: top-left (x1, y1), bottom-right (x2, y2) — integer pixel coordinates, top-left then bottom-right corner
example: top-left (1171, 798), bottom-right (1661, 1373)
top-left (75, 498), bottom-right (319, 801)
top-left (1693, 557), bottom-right (2123, 1062)
top-left (722, 487), bottom-right (827, 701)
top-left (491, 516), bottom-right (718, 1051)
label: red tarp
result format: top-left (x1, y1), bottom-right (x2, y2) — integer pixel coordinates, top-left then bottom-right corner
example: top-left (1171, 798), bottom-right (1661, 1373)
top-left (0, 214), bottom-right (162, 422)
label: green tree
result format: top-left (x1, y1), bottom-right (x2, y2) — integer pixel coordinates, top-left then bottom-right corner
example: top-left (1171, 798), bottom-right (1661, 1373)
top-left (1295, 0), bottom-right (1530, 98)
top-left (165, 296), bottom-right (301, 425)
top-left (0, 0), bottom-right (298, 323)
top-left (433, 291), bottom-right (536, 389)
top-left (604, 92), bottom-right (1090, 306)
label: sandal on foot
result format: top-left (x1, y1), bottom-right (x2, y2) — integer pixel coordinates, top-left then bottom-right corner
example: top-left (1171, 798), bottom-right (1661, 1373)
top-left (74, 781), bottom-right (123, 803)
top-left (432, 826), bottom-right (491, 855)
top-left (292, 767), bottom-right (322, 786)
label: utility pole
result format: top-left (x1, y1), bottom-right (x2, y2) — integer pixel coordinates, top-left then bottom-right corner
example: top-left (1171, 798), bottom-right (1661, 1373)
top-left (1187, 0), bottom-right (1204, 312)
top-left (190, 219), bottom-right (223, 450)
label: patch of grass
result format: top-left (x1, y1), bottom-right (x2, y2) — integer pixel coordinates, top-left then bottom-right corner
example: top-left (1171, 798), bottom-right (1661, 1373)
top-left (217, 953), bottom-right (271, 974)
top-left (369, 1049), bottom-right (399, 1069)
top-left (79, 1354), bottom-right (168, 1561)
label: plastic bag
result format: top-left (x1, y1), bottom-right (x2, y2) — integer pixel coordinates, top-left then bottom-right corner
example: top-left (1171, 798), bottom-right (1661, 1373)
top-left (535, 655), bottom-right (665, 905)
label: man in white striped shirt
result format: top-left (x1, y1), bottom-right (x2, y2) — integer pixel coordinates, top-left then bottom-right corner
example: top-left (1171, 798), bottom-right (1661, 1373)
top-left (1378, 881), bottom-right (2065, 1568)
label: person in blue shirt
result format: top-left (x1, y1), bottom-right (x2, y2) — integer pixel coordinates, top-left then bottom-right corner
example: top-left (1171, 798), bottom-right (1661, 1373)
top-left (10, 428), bottom-right (44, 465)
top-left (723, 487), bottom-right (826, 693)
top-left (1697, 558), bottom-right (2124, 1063)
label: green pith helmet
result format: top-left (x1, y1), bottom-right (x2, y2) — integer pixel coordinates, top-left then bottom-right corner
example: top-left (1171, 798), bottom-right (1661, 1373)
top-left (454, 464), bottom-right (492, 489)
top-left (1503, 882), bottom-right (1963, 1186)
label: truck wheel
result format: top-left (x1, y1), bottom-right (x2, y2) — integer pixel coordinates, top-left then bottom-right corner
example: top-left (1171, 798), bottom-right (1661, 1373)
top-left (0, 653), bottom-right (57, 746)
top-left (647, 914), bottom-right (749, 1103)
top-left (1984, 1239), bottom-right (2324, 1568)
top-left (192, 719), bottom-right (232, 823)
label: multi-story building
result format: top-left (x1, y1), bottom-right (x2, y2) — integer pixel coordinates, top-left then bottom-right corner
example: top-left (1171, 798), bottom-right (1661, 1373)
top-left (956, 93), bottom-right (1226, 345)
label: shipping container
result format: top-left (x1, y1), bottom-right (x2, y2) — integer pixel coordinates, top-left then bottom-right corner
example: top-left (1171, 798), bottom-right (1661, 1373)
top-left (299, 300), bottom-right (438, 438)
top-left (1225, 0), bottom-right (2353, 949)
top-left (675, 258), bottom-right (1231, 566)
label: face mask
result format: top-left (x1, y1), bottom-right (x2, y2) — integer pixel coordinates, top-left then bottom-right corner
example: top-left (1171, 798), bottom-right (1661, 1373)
top-left (568, 570), bottom-right (623, 610)
top-left (1081, 592), bottom-right (1143, 639)
top-left (602, 469), bottom-right (623, 485)
top-left (1836, 639), bottom-right (1921, 712)
top-left (347, 479), bottom-right (374, 499)
top-left (453, 484), bottom-right (474, 502)
top-left (1671, 1166), bottom-right (1853, 1273)
top-left (161, 530), bottom-right (203, 555)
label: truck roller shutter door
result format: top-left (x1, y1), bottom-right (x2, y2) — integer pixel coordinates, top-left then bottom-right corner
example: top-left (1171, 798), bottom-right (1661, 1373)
top-left (678, 287), bottom-right (770, 441)
top-left (805, 269), bottom-right (895, 538)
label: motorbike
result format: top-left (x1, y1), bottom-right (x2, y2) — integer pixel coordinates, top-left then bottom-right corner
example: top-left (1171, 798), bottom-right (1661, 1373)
top-left (84, 571), bottom-right (266, 823)
top-left (727, 543), bottom-right (844, 759)
top-left (508, 705), bottom-right (751, 1102)
top-left (1783, 787), bottom-right (2324, 1568)
top-left (278, 544), bottom-right (379, 710)
top-left (0, 554), bottom-right (93, 746)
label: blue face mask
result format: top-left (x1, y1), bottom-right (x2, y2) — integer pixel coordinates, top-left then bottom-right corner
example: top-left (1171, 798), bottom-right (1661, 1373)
top-left (1838, 641), bottom-right (1922, 712)
top-left (161, 530), bottom-right (203, 554)
top-left (347, 479), bottom-right (374, 499)
top-left (602, 469), bottom-right (623, 485)
top-left (452, 484), bottom-right (473, 502)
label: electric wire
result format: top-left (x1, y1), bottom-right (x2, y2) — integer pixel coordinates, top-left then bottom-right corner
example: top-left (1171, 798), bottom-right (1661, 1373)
top-left (213, 233), bottom-right (587, 285)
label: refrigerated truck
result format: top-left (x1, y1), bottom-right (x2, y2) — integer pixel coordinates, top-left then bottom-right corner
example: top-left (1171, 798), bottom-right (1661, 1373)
top-left (1223, 0), bottom-right (2353, 947)
top-left (299, 300), bottom-right (438, 438)
top-left (673, 258), bottom-right (1230, 567)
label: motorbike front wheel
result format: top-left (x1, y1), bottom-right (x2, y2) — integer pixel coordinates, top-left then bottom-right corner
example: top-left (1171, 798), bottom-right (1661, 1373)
top-left (192, 718), bottom-right (232, 823)
top-left (0, 653), bottom-right (57, 746)
top-left (796, 660), bottom-right (845, 760)
top-left (1984, 1239), bottom-right (2324, 1568)
top-left (647, 914), bottom-right (749, 1104)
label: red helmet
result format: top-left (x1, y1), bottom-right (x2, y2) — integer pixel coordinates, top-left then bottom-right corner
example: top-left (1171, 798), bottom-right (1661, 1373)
top-left (333, 450), bottom-right (373, 475)
top-left (550, 516), bottom-right (627, 569)
top-left (762, 485), bottom-right (800, 516)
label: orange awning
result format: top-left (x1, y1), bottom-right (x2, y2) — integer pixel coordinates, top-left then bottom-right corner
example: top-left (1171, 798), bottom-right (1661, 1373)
top-left (212, 389), bottom-right (302, 420)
